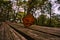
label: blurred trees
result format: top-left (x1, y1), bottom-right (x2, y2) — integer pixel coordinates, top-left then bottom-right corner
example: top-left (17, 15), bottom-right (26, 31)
top-left (0, 1), bottom-right (12, 22)
top-left (38, 14), bottom-right (47, 26)
top-left (28, 0), bottom-right (60, 27)
top-left (0, 0), bottom-right (60, 27)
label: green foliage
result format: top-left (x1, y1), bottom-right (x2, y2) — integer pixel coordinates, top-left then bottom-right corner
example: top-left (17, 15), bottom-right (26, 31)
top-left (37, 14), bottom-right (47, 26)
top-left (0, 1), bottom-right (12, 21)
top-left (17, 12), bottom-right (26, 19)
top-left (27, 0), bottom-right (47, 13)
top-left (45, 18), bottom-right (60, 27)
top-left (16, 12), bottom-right (27, 23)
top-left (17, 0), bottom-right (23, 6)
top-left (36, 14), bottom-right (60, 27)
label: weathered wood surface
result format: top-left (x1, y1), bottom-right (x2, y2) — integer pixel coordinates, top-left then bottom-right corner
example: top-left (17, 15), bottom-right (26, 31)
top-left (11, 22), bottom-right (60, 37)
top-left (7, 22), bottom-right (60, 40)
top-left (0, 22), bottom-right (27, 40)
top-left (29, 25), bottom-right (60, 36)
top-left (0, 22), bottom-right (14, 40)
top-left (5, 23), bottom-right (27, 40)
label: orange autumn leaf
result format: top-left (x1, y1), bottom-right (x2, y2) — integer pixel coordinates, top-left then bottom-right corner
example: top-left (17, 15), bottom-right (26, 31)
top-left (22, 14), bottom-right (35, 27)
